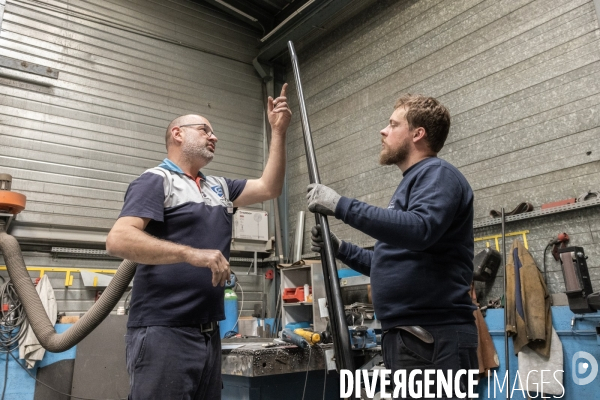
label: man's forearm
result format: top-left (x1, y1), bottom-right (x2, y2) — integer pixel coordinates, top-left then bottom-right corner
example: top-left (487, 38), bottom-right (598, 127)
top-left (337, 241), bottom-right (373, 277)
top-left (107, 226), bottom-right (191, 265)
top-left (261, 130), bottom-right (286, 198)
top-left (335, 196), bottom-right (455, 251)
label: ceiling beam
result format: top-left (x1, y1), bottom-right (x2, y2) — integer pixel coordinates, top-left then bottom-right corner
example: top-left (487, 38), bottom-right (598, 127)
top-left (252, 0), bottom-right (354, 79)
top-left (204, 0), bottom-right (273, 31)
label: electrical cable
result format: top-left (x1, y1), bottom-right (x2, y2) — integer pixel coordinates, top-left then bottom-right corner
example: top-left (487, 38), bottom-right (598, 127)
top-left (0, 281), bottom-right (127, 400)
top-left (501, 208), bottom-right (509, 400)
top-left (0, 278), bottom-right (128, 400)
top-left (0, 281), bottom-right (29, 353)
top-left (571, 317), bottom-right (598, 336)
top-left (542, 243), bottom-right (552, 286)
top-left (322, 346), bottom-right (327, 400)
top-left (301, 345), bottom-right (312, 400)
top-left (0, 280), bottom-right (29, 400)
top-left (570, 328), bottom-right (597, 336)
top-left (233, 281), bottom-right (244, 331)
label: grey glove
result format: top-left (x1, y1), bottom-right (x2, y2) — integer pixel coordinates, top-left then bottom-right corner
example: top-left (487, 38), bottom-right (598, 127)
top-left (306, 183), bottom-right (341, 216)
top-left (311, 225), bottom-right (341, 255)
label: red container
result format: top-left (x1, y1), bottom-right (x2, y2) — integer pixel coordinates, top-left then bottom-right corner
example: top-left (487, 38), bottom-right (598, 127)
top-left (282, 287), bottom-right (312, 303)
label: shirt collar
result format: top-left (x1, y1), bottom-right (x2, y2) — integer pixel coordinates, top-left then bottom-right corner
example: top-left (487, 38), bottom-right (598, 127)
top-left (158, 158), bottom-right (206, 180)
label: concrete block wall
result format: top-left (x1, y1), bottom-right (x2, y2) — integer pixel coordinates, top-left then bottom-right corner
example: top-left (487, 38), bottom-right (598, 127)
top-left (285, 0), bottom-right (600, 297)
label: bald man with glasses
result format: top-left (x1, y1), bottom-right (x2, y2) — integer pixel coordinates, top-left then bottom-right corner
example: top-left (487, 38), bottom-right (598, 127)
top-left (107, 85), bottom-right (291, 400)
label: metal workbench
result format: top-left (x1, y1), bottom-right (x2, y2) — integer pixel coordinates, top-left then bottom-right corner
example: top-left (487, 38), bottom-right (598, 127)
top-left (221, 340), bottom-right (330, 376)
top-left (221, 340), bottom-right (340, 400)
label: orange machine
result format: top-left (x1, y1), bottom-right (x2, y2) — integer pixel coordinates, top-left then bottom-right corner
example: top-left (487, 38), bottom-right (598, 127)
top-left (0, 174), bottom-right (26, 215)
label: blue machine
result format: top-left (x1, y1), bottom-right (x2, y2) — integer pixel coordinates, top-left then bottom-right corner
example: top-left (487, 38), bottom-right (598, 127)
top-left (349, 326), bottom-right (377, 349)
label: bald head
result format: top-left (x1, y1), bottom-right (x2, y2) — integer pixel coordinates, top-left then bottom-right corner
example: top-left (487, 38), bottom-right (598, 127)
top-left (165, 114), bottom-right (210, 150)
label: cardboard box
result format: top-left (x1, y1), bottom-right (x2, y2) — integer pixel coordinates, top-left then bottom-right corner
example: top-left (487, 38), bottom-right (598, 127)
top-left (233, 209), bottom-right (268, 241)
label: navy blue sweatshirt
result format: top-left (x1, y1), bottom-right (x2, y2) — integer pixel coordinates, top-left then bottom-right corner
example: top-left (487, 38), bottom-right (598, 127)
top-left (335, 157), bottom-right (475, 330)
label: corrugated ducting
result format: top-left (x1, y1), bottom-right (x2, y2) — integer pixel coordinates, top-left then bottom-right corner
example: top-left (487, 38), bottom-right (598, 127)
top-left (0, 0), bottom-right (264, 244)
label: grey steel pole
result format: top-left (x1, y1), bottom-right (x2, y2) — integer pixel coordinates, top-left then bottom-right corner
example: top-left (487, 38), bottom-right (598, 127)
top-left (293, 211), bottom-right (305, 263)
top-left (502, 207), bottom-right (510, 400)
top-left (287, 40), bottom-right (354, 371)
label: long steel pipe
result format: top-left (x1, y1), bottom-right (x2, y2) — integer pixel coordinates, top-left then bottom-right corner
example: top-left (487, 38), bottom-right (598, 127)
top-left (287, 41), bottom-right (354, 371)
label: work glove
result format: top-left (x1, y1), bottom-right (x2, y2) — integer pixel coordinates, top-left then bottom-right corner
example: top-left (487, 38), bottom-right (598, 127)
top-left (306, 183), bottom-right (341, 216)
top-left (311, 225), bottom-right (341, 255)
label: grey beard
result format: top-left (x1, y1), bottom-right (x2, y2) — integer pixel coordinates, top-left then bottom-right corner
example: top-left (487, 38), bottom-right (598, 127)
top-left (182, 142), bottom-right (214, 164)
top-left (379, 143), bottom-right (408, 166)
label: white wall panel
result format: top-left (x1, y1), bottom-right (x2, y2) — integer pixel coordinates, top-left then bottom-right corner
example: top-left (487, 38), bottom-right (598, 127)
top-left (0, 0), bottom-right (265, 239)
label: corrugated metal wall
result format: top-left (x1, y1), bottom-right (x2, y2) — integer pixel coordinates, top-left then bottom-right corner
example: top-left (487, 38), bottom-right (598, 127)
top-left (0, 0), bottom-right (269, 315)
top-left (1, 0), bottom-right (264, 243)
top-left (287, 0), bottom-right (600, 296)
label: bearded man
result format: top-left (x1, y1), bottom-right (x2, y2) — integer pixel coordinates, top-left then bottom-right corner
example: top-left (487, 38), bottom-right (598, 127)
top-left (307, 94), bottom-right (478, 399)
top-left (107, 85), bottom-right (291, 400)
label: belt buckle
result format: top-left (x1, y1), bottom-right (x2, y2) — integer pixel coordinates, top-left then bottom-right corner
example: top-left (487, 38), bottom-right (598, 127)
top-left (201, 321), bottom-right (215, 333)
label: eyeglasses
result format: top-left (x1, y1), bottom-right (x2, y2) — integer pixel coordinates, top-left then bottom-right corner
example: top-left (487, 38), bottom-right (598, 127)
top-left (179, 123), bottom-right (215, 138)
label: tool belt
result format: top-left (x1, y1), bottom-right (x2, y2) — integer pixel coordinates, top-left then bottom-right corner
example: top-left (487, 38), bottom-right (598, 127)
top-left (385, 325), bottom-right (434, 343)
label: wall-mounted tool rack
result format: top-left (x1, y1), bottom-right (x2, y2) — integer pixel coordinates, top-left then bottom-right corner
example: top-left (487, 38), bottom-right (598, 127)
top-left (474, 198), bottom-right (600, 229)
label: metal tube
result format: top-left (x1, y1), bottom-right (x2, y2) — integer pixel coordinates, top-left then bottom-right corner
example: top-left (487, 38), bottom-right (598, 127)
top-left (293, 211), bottom-right (305, 263)
top-left (502, 207), bottom-right (510, 400)
top-left (287, 40), bottom-right (354, 371)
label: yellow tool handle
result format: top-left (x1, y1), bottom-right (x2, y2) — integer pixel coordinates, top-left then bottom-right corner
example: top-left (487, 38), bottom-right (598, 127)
top-left (294, 328), bottom-right (321, 344)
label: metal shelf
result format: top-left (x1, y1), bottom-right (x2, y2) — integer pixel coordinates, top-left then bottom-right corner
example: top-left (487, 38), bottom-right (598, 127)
top-left (340, 275), bottom-right (370, 287)
top-left (282, 302), bottom-right (313, 306)
top-left (473, 198), bottom-right (600, 229)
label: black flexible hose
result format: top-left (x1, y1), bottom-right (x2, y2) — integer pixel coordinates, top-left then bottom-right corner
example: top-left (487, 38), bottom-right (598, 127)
top-left (0, 231), bottom-right (136, 352)
top-left (543, 243), bottom-right (552, 286)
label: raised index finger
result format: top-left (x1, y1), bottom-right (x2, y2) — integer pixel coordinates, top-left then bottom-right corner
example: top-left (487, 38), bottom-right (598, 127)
top-left (280, 83), bottom-right (288, 97)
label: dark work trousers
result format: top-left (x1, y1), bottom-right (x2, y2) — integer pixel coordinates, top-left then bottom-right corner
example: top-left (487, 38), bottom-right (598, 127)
top-left (382, 322), bottom-right (478, 400)
top-left (125, 326), bottom-right (222, 400)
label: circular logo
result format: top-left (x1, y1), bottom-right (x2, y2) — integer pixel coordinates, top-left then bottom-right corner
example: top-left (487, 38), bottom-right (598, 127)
top-left (572, 351), bottom-right (599, 385)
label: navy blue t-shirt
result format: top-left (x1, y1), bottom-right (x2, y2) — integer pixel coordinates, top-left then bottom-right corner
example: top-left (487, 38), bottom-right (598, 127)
top-left (335, 157), bottom-right (475, 329)
top-left (119, 159), bottom-right (246, 328)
